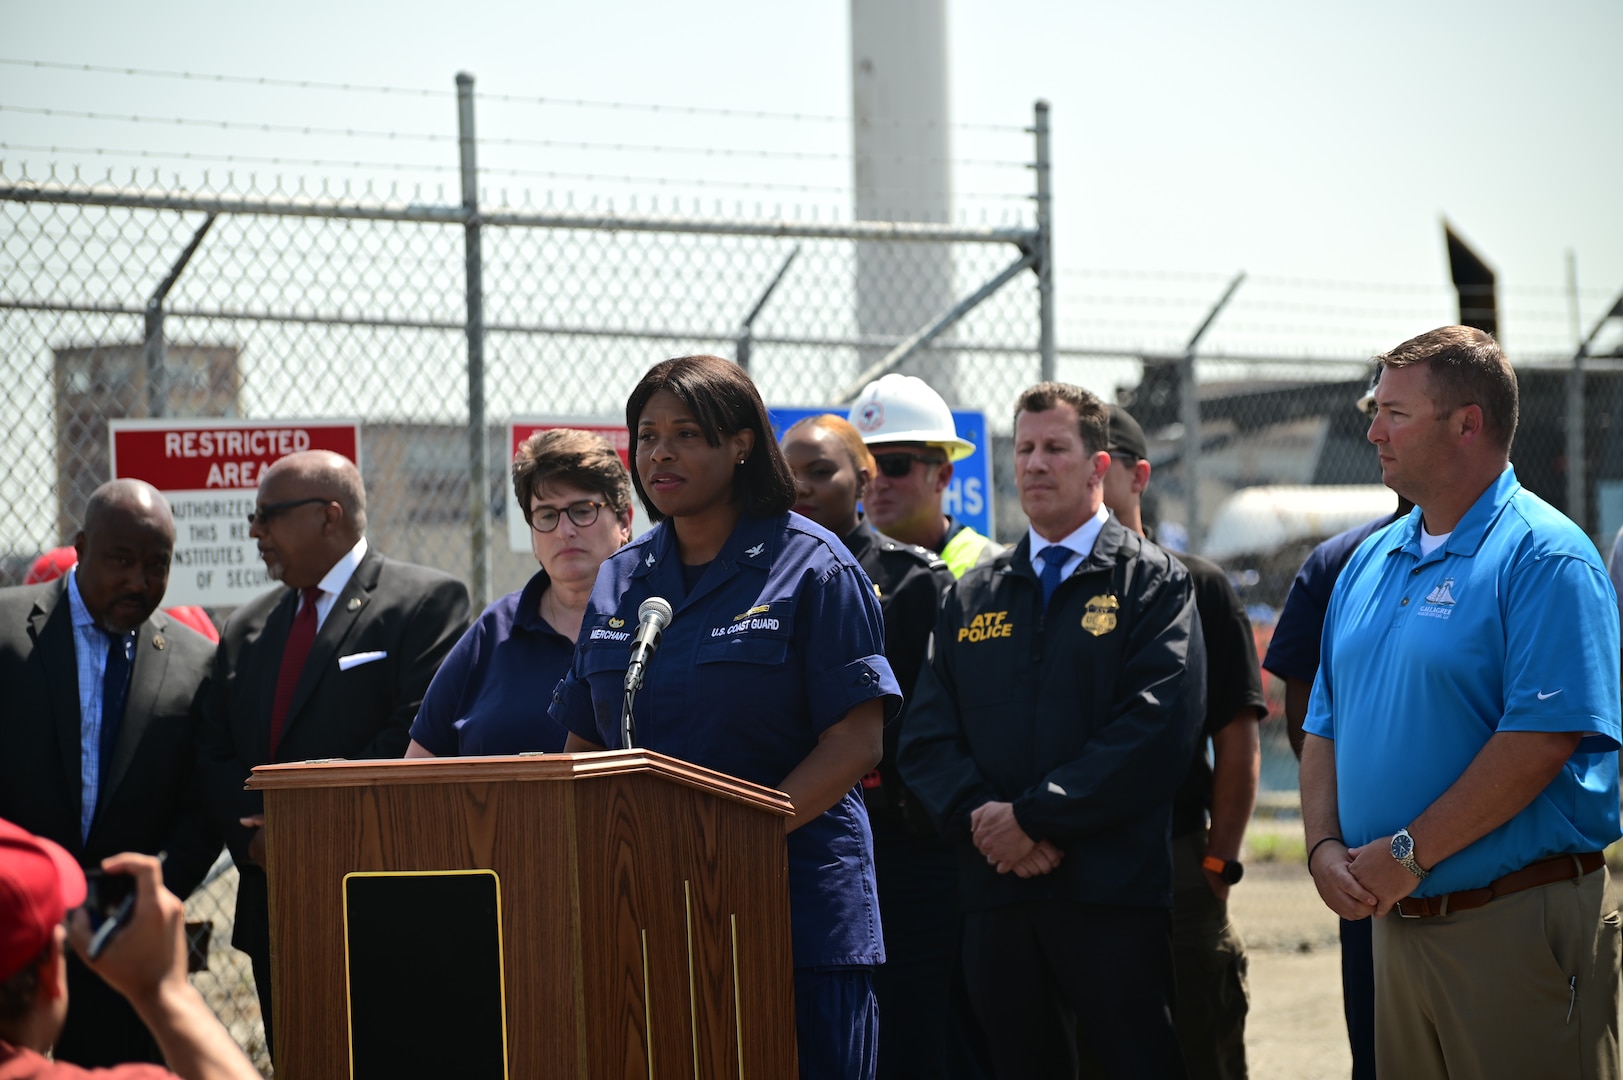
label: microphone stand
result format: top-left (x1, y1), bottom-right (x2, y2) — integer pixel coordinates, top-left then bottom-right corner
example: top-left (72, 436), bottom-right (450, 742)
top-left (621, 686), bottom-right (638, 750)
top-left (620, 597), bottom-right (671, 750)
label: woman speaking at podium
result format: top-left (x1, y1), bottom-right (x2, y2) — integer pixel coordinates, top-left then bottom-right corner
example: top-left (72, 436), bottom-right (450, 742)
top-left (552, 354), bottom-right (900, 1079)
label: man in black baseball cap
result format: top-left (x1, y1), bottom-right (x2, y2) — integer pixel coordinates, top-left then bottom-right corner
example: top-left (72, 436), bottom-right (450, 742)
top-left (1099, 404), bottom-right (1268, 1080)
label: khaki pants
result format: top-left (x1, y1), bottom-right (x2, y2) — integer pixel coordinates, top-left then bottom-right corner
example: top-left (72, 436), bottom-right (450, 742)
top-left (1373, 866), bottom-right (1621, 1080)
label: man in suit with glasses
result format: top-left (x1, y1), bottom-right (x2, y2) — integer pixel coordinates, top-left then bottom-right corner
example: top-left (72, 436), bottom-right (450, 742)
top-left (197, 449), bottom-right (470, 1058)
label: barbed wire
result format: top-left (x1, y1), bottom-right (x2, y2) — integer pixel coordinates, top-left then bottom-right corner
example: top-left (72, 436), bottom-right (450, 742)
top-left (0, 57), bottom-right (1027, 133)
top-left (1067, 294), bottom-right (1450, 321)
top-left (0, 105), bottom-right (1026, 169)
top-left (0, 142), bottom-right (455, 175)
top-left (1064, 267), bottom-right (1618, 305)
top-left (0, 143), bottom-right (1035, 203)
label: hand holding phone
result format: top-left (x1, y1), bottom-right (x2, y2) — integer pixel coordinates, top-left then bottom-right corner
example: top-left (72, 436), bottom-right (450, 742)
top-left (69, 851), bottom-right (187, 999)
top-left (82, 852), bottom-right (165, 960)
top-left (82, 867), bottom-right (137, 959)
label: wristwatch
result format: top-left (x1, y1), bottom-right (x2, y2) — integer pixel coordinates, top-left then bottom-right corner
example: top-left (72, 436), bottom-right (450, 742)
top-left (1390, 827), bottom-right (1429, 879)
top-left (1201, 855), bottom-right (1244, 885)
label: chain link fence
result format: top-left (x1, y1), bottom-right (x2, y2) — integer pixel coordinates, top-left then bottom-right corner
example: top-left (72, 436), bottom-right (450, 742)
top-left (2, 133), bottom-right (1048, 1068)
top-left (6, 81), bottom-right (1623, 1072)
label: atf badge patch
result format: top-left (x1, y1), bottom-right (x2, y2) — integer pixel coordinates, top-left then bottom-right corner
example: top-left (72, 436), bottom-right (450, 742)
top-left (1081, 594), bottom-right (1119, 637)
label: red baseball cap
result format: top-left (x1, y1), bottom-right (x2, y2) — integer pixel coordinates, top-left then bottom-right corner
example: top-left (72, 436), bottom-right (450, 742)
top-left (23, 546), bottom-right (77, 586)
top-left (0, 817), bottom-right (87, 981)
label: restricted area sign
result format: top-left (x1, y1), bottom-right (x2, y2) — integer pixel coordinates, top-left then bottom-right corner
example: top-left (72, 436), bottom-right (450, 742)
top-left (109, 418), bottom-right (361, 607)
top-left (505, 419), bottom-right (642, 553)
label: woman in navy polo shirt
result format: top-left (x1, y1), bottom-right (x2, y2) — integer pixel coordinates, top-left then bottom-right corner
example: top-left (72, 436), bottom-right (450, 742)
top-left (552, 355), bottom-right (900, 1080)
top-left (406, 428), bottom-right (633, 757)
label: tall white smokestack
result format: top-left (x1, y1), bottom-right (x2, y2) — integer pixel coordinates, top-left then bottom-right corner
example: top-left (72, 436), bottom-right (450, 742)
top-left (850, 0), bottom-right (957, 397)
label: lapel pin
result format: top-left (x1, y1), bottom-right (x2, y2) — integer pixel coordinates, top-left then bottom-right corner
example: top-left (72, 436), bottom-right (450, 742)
top-left (347, 597), bottom-right (363, 612)
top-left (152, 633), bottom-right (166, 651)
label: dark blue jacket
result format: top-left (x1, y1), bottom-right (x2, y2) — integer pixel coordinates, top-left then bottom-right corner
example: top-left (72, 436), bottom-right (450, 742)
top-left (899, 516), bottom-right (1205, 910)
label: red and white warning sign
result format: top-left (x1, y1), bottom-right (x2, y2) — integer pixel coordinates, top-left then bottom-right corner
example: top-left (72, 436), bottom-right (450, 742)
top-left (109, 418), bottom-right (361, 607)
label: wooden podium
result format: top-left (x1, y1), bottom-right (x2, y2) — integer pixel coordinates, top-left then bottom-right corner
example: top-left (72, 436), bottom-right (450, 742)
top-left (246, 750), bottom-right (796, 1079)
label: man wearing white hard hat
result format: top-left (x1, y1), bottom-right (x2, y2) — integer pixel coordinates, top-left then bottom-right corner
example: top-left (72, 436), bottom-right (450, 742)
top-left (848, 374), bottom-right (1000, 579)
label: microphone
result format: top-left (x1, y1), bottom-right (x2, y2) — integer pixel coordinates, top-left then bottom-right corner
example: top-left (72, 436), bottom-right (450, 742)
top-left (623, 596), bottom-right (673, 694)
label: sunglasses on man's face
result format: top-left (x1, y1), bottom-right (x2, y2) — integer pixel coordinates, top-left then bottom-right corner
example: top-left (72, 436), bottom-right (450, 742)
top-left (873, 452), bottom-right (945, 479)
top-left (246, 497), bottom-right (331, 528)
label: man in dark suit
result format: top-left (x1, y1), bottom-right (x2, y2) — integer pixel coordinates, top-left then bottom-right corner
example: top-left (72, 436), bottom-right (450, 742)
top-left (197, 449), bottom-right (471, 1055)
top-left (0, 479), bottom-right (219, 1067)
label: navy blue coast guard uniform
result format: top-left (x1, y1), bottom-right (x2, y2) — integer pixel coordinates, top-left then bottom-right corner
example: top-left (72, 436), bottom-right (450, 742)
top-left (550, 511), bottom-right (901, 1079)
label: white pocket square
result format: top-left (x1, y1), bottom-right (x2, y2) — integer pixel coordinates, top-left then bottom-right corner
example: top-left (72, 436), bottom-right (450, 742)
top-left (338, 650), bottom-right (387, 671)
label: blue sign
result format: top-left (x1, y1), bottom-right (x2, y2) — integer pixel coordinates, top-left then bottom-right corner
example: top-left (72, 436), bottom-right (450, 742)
top-left (768, 406), bottom-right (994, 540)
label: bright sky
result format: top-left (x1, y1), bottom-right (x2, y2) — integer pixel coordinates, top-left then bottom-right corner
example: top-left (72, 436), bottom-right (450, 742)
top-left (4, 0), bottom-right (1621, 364)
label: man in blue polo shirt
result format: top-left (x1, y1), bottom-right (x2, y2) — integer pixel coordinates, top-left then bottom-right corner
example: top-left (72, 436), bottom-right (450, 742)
top-left (1301, 325), bottom-right (1621, 1080)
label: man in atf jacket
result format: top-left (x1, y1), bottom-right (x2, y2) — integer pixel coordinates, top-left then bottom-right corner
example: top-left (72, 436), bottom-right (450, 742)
top-left (899, 381), bottom-right (1205, 1080)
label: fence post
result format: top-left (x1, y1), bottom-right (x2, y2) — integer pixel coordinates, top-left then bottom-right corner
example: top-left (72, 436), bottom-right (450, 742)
top-left (1566, 289), bottom-right (1623, 537)
top-left (735, 245), bottom-right (801, 372)
top-left (1032, 100), bottom-right (1055, 383)
top-left (1179, 272), bottom-right (1245, 555)
top-left (1566, 350), bottom-right (1585, 533)
top-left (1565, 252), bottom-right (1585, 532)
top-left (457, 72), bottom-right (490, 607)
top-left (142, 213), bottom-right (216, 418)
top-left (143, 301), bottom-right (164, 419)
top-left (1179, 353), bottom-right (1200, 553)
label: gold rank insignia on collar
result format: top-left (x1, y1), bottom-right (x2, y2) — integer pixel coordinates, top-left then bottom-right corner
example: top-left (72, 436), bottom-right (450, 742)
top-left (1081, 594), bottom-right (1119, 637)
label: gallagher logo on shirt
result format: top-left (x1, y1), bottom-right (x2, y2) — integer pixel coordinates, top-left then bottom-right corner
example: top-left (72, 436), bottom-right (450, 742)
top-left (1418, 577), bottom-right (1458, 619)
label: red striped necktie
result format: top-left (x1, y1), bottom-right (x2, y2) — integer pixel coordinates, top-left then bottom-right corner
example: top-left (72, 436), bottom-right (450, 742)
top-left (269, 586), bottom-right (322, 756)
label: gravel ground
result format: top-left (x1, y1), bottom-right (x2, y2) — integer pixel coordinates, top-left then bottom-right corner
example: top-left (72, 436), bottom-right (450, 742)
top-left (1231, 861), bottom-right (1353, 1080)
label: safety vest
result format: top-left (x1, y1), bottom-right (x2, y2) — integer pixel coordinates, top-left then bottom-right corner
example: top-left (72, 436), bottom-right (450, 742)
top-left (940, 526), bottom-right (1002, 580)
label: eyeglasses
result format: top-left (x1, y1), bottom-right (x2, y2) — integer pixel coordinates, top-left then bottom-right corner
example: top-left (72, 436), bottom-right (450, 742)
top-left (873, 452), bottom-right (946, 479)
top-left (247, 497), bottom-right (331, 527)
top-left (529, 500), bottom-right (608, 533)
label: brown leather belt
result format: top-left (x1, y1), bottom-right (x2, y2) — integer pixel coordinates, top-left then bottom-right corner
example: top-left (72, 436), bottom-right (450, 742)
top-left (1394, 851), bottom-right (1605, 919)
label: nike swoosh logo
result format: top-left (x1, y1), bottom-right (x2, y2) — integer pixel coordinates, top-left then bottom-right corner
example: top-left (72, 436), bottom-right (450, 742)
top-left (1537, 690), bottom-right (1563, 701)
